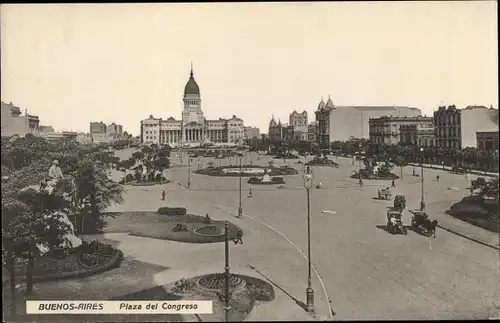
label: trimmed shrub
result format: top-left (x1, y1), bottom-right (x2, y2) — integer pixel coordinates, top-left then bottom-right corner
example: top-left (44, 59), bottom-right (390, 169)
top-left (157, 207), bottom-right (187, 216)
top-left (247, 177), bottom-right (260, 184)
top-left (271, 177), bottom-right (285, 184)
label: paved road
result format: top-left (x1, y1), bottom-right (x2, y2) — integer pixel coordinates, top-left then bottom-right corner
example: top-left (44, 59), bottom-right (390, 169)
top-left (109, 150), bottom-right (499, 320)
top-left (166, 152), bottom-right (499, 320)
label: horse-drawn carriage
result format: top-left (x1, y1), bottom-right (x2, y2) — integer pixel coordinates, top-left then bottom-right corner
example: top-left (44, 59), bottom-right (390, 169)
top-left (393, 195), bottom-right (406, 212)
top-left (377, 187), bottom-right (392, 200)
top-left (411, 211), bottom-right (438, 238)
top-left (386, 210), bottom-right (407, 235)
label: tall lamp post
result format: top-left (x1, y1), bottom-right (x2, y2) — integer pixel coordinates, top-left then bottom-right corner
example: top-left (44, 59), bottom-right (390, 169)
top-left (223, 220), bottom-right (242, 322)
top-left (188, 158), bottom-right (192, 189)
top-left (303, 166), bottom-right (315, 313)
top-left (420, 147), bottom-right (425, 211)
top-left (238, 156), bottom-right (243, 217)
top-left (224, 221), bottom-right (231, 322)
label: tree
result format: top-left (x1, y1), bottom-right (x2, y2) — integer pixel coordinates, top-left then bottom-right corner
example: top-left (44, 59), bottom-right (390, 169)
top-left (4, 186), bottom-right (72, 294)
top-left (72, 159), bottom-right (124, 233)
top-left (153, 158), bottom-right (170, 184)
top-left (132, 151), bottom-right (145, 161)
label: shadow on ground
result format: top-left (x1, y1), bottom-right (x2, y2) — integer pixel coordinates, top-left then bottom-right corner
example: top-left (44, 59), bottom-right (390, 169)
top-left (3, 236), bottom-right (187, 322)
top-left (375, 224), bottom-right (412, 235)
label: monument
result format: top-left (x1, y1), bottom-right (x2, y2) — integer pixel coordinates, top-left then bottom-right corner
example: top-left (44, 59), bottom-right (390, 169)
top-left (262, 169), bottom-right (272, 183)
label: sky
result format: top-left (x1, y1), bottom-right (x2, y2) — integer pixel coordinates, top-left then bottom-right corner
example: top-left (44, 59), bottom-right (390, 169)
top-left (1, 2), bottom-right (498, 136)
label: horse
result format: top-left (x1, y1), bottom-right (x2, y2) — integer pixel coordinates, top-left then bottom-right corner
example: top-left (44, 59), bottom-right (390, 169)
top-left (422, 219), bottom-right (438, 238)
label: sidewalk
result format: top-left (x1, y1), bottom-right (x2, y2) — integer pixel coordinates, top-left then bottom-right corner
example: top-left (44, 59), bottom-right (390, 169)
top-left (424, 201), bottom-right (499, 250)
top-left (408, 163), bottom-right (499, 178)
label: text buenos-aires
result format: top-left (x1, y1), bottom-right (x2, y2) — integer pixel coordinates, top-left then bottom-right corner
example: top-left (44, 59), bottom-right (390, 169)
top-left (119, 302), bottom-right (199, 310)
top-left (38, 303), bottom-right (104, 311)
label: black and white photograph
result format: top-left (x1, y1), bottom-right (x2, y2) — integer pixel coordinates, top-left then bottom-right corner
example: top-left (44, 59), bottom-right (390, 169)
top-left (1, 2), bottom-right (499, 322)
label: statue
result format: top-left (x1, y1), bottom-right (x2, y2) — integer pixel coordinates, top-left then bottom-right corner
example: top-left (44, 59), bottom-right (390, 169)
top-left (48, 160), bottom-right (64, 180)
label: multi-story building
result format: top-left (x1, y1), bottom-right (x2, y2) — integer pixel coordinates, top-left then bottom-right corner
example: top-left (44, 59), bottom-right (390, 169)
top-left (308, 121), bottom-right (318, 142)
top-left (400, 121), bottom-right (435, 147)
top-left (244, 126), bottom-right (260, 140)
top-left (477, 131), bottom-right (499, 151)
top-left (283, 123), bottom-right (294, 142)
top-left (90, 121), bottom-right (107, 134)
top-left (315, 96), bottom-right (421, 144)
top-left (369, 116), bottom-right (434, 146)
top-left (289, 110), bottom-right (308, 141)
top-left (227, 115), bottom-right (245, 145)
top-left (140, 66), bottom-right (244, 146)
top-left (107, 123), bottom-right (123, 137)
top-left (268, 116), bottom-right (285, 142)
top-left (434, 105), bottom-right (498, 149)
top-left (1, 101), bottom-right (40, 137)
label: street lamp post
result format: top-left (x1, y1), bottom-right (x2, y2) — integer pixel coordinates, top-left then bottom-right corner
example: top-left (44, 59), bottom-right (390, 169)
top-left (420, 147), bottom-right (425, 211)
top-left (188, 158), bottom-right (192, 189)
top-left (303, 166), bottom-right (315, 313)
top-left (224, 221), bottom-right (231, 322)
top-left (238, 157), bottom-right (243, 217)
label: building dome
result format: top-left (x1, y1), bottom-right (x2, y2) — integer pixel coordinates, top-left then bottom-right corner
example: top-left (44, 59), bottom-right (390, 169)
top-left (318, 98), bottom-right (326, 110)
top-left (326, 96), bottom-right (335, 109)
top-left (184, 67), bottom-right (200, 95)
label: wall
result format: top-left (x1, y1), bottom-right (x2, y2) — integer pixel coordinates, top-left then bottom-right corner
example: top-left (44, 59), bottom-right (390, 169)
top-left (461, 108), bottom-right (498, 148)
top-left (329, 106), bottom-right (421, 142)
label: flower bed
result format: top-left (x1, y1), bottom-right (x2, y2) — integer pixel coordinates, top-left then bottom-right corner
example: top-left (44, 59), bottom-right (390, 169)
top-left (194, 225), bottom-right (225, 237)
top-left (196, 165), bottom-right (298, 177)
top-left (129, 213), bottom-right (242, 244)
top-left (165, 273), bottom-right (275, 322)
top-left (247, 177), bottom-right (285, 185)
top-left (157, 207), bottom-right (187, 216)
top-left (197, 273), bottom-right (247, 291)
top-left (15, 242), bottom-right (123, 283)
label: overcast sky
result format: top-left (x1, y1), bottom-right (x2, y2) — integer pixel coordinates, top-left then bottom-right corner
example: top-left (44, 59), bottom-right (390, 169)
top-left (1, 2), bottom-right (497, 136)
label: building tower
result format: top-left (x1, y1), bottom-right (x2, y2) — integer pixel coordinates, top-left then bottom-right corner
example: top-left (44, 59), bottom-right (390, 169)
top-left (181, 63), bottom-right (204, 142)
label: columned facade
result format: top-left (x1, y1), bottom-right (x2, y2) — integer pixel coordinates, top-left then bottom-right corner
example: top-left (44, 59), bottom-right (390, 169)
top-left (140, 66), bottom-right (242, 146)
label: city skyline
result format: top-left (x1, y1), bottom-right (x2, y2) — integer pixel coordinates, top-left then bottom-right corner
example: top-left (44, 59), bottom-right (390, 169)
top-left (1, 2), bottom-right (497, 136)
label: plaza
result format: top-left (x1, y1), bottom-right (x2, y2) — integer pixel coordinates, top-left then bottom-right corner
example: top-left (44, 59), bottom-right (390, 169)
top-left (16, 149), bottom-right (500, 321)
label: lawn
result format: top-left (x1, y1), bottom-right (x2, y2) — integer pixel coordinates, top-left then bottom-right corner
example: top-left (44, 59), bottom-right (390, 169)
top-left (102, 212), bottom-right (242, 243)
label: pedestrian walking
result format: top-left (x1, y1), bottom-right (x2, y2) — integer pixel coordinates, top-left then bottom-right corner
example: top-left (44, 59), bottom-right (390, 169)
top-left (248, 189), bottom-right (253, 198)
top-left (161, 190), bottom-right (166, 201)
top-left (436, 174), bottom-right (440, 182)
top-left (234, 229), bottom-right (243, 244)
top-left (359, 177), bottom-right (363, 187)
top-left (391, 179), bottom-right (396, 188)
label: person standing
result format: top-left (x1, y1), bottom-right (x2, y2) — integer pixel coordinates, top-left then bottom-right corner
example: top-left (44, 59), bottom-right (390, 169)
top-left (436, 174), bottom-right (440, 182)
top-left (391, 179), bottom-right (396, 188)
top-left (161, 190), bottom-right (166, 201)
top-left (359, 177), bottom-right (363, 187)
top-left (248, 188), bottom-right (253, 198)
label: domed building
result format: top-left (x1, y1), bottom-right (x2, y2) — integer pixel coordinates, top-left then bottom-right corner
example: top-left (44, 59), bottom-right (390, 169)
top-left (140, 65), bottom-right (246, 146)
